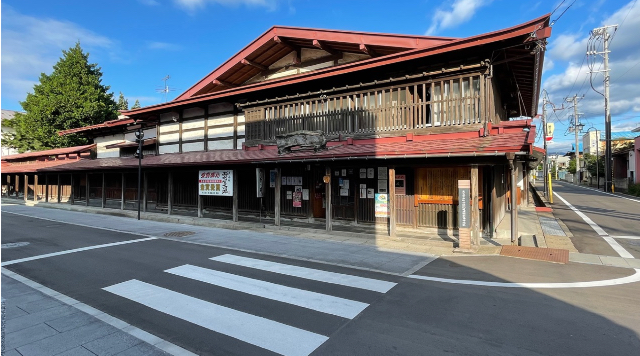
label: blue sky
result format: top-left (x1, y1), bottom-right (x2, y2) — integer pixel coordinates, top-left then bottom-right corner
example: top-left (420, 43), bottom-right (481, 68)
top-left (2, 0), bottom-right (639, 153)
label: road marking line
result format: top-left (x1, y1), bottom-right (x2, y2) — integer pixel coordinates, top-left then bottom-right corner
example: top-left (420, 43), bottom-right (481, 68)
top-left (1, 237), bottom-right (157, 266)
top-left (553, 192), bottom-right (635, 259)
top-left (211, 254), bottom-right (396, 293)
top-left (562, 183), bottom-right (640, 203)
top-left (104, 280), bottom-right (328, 356)
top-left (611, 236), bottom-right (640, 240)
top-left (166, 264), bottom-right (369, 319)
top-left (408, 269), bottom-right (640, 288)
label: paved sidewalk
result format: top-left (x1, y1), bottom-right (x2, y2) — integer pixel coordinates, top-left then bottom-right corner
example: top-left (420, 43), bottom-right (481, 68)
top-left (1, 272), bottom-right (179, 356)
top-left (569, 252), bottom-right (640, 269)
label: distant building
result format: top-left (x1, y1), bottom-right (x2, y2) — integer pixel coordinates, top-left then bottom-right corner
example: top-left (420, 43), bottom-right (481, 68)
top-left (1, 110), bottom-right (20, 156)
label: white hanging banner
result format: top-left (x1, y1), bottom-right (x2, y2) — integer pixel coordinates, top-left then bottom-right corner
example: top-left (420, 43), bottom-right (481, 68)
top-left (199, 170), bottom-right (233, 196)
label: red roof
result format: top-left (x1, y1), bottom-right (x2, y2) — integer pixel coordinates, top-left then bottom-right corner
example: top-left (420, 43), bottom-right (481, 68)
top-left (1, 159), bottom-right (82, 174)
top-left (121, 14), bottom-right (550, 118)
top-left (1, 144), bottom-right (95, 161)
top-left (58, 118), bottom-right (135, 136)
top-left (39, 128), bottom-right (533, 172)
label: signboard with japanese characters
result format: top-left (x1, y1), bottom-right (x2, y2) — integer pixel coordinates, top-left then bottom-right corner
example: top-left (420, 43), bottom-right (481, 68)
top-left (375, 193), bottom-right (389, 218)
top-left (199, 170), bottom-right (233, 196)
top-left (256, 168), bottom-right (265, 198)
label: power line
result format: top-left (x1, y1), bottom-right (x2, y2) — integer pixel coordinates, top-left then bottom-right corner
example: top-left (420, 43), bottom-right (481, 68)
top-left (550, 0), bottom-right (576, 26)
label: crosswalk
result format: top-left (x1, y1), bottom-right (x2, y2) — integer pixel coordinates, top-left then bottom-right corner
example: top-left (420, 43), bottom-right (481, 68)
top-left (103, 253), bottom-right (397, 356)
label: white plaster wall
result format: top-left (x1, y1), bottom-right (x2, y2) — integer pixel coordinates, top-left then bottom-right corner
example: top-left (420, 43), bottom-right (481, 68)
top-left (208, 139), bottom-right (233, 150)
top-left (160, 112), bottom-right (179, 123)
top-left (124, 128), bottom-right (156, 142)
top-left (237, 113), bottom-right (245, 124)
top-left (159, 123), bottom-right (179, 133)
top-left (208, 114), bottom-right (234, 126)
top-left (183, 119), bottom-right (205, 130)
top-left (160, 132), bottom-right (179, 142)
top-left (182, 142), bottom-right (205, 152)
top-left (518, 163), bottom-right (524, 189)
top-left (183, 129), bottom-right (205, 141)
top-left (299, 61), bottom-right (333, 73)
top-left (159, 144), bottom-right (179, 154)
top-left (208, 102), bottom-right (234, 114)
top-left (236, 137), bottom-right (245, 148)
top-left (237, 124), bottom-right (245, 136)
top-left (208, 126), bottom-right (234, 139)
top-left (95, 134), bottom-right (124, 158)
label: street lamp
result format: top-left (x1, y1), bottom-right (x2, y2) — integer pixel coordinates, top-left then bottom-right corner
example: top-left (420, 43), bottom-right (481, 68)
top-left (134, 128), bottom-right (144, 220)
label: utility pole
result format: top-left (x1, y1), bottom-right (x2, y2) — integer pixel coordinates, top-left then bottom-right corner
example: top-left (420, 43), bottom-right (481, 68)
top-left (567, 95), bottom-right (583, 185)
top-left (542, 97), bottom-right (548, 197)
top-left (589, 25), bottom-right (617, 192)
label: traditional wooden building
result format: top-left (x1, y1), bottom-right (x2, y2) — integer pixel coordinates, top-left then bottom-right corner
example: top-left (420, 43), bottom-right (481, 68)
top-left (2, 14), bottom-right (551, 247)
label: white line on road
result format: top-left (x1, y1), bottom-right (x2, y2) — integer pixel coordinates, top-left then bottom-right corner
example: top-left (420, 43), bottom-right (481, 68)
top-left (564, 183), bottom-right (640, 203)
top-left (103, 280), bottom-right (329, 356)
top-left (408, 269), bottom-right (640, 288)
top-left (553, 192), bottom-right (635, 259)
top-left (611, 236), bottom-right (640, 240)
top-left (1, 237), bottom-right (157, 266)
top-left (211, 254), bottom-right (396, 293)
top-left (165, 264), bottom-right (369, 319)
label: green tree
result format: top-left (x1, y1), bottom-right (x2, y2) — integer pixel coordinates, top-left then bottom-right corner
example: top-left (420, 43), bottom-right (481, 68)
top-left (584, 153), bottom-right (604, 178)
top-left (117, 92), bottom-right (129, 111)
top-left (131, 99), bottom-right (141, 109)
top-left (568, 158), bottom-right (576, 174)
top-left (2, 42), bottom-right (117, 152)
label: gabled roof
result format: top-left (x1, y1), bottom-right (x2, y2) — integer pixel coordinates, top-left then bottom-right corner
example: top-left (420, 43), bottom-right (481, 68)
top-left (176, 26), bottom-right (457, 100)
top-left (121, 14), bottom-right (551, 118)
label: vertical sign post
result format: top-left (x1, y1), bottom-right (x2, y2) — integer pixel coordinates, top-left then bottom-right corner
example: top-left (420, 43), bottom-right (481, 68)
top-left (458, 180), bottom-right (471, 250)
top-left (256, 168), bottom-right (265, 222)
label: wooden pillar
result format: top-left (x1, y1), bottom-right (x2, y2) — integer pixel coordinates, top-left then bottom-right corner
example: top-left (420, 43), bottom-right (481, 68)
top-left (232, 169), bottom-right (239, 222)
top-left (167, 172), bottom-right (173, 215)
top-left (121, 173), bottom-right (125, 210)
top-left (471, 165), bottom-right (480, 246)
top-left (24, 174), bottom-right (28, 202)
top-left (233, 106), bottom-right (238, 150)
top-left (57, 174), bottom-right (61, 203)
top-left (142, 171), bottom-right (148, 212)
top-left (524, 164), bottom-right (529, 207)
top-left (389, 167), bottom-right (396, 237)
top-left (44, 175), bottom-right (49, 202)
top-left (70, 174), bottom-right (75, 205)
top-left (101, 173), bottom-right (106, 208)
top-left (510, 159), bottom-right (518, 244)
top-left (274, 167), bottom-right (281, 226)
top-left (325, 166), bottom-right (332, 232)
top-left (197, 193), bottom-right (203, 218)
top-left (34, 174), bottom-right (39, 202)
top-left (85, 173), bottom-right (89, 206)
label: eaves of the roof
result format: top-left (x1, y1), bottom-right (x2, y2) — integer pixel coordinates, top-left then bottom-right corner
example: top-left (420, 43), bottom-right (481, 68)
top-left (1, 144), bottom-right (95, 161)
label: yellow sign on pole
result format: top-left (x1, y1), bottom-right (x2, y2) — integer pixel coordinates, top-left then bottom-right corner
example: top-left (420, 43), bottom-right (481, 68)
top-left (548, 173), bottom-right (553, 204)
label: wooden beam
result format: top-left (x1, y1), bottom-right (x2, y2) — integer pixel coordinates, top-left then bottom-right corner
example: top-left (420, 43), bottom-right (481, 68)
top-left (273, 35), bottom-right (297, 52)
top-left (325, 166), bottom-right (332, 232)
top-left (312, 40), bottom-right (340, 56)
top-left (212, 79), bottom-right (238, 88)
top-left (102, 173), bottom-right (106, 208)
top-left (389, 167), bottom-right (396, 237)
top-left (121, 173), bottom-right (125, 210)
top-left (359, 43), bottom-right (377, 57)
top-left (45, 175), bottom-right (49, 203)
top-left (70, 174), bottom-right (75, 205)
top-left (34, 174), bottom-right (39, 203)
top-left (168, 172), bottom-right (173, 215)
top-left (241, 58), bottom-right (267, 71)
top-left (143, 171), bottom-right (148, 213)
top-left (275, 167), bottom-right (281, 226)
top-left (57, 174), bottom-right (61, 203)
top-left (24, 174), bottom-right (28, 203)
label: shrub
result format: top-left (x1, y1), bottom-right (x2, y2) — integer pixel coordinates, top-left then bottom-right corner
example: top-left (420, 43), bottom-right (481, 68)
top-left (628, 183), bottom-right (640, 197)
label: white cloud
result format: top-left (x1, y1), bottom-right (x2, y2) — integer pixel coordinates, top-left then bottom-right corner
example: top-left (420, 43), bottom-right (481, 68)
top-left (146, 41), bottom-right (182, 51)
top-left (174, 0), bottom-right (277, 13)
top-left (425, 0), bottom-right (491, 35)
top-left (548, 34), bottom-right (589, 61)
top-left (1, 5), bottom-right (116, 108)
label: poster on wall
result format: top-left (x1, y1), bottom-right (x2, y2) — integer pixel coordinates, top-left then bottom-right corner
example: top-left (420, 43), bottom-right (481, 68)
top-left (293, 186), bottom-right (302, 207)
top-left (286, 191), bottom-right (293, 199)
top-left (302, 189), bottom-right (309, 200)
top-left (378, 179), bottom-right (388, 194)
top-left (360, 168), bottom-right (367, 178)
top-left (375, 193), bottom-right (389, 218)
top-left (340, 188), bottom-right (349, 196)
top-left (378, 167), bottom-right (388, 179)
top-left (395, 174), bottom-right (406, 195)
top-left (367, 188), bottom-right (375, 199)
top-left (367, 168), bottom-right (375, 179)
top-left (282, 176), bottom-right (287, 185)
top-left (343, 179), bottom-right (350, 189)
top-left (359, 184), bottom-right (366, 198)
top-left (199, 170), bottom-right (233, 196)
top-left (294, 176), bottom-right (303, 185)
top-left (286, 177), bottom-right (293, 186)
top-left (256, 168), bottom-right (265, 198)
top-left (342, 169), bottom-right (347, 176)
top-left (269, 169), bottom-right (277, 188)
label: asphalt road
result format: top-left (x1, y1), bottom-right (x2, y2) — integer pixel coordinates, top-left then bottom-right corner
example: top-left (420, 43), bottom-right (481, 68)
top-left (551, 181), bottom-right (640, 258)
top-left (2, 212), bottom-right (640, 355)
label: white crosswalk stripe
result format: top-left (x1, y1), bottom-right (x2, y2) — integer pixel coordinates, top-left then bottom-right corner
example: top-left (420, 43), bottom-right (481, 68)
top-left (210, 254), bottom-right (397, 293)
top-left (104, 280), bottom-right (328, 356)
top-left (105, 255), bottom-right (397, 356)
top-left (166, 264), bottom-right (369, 319)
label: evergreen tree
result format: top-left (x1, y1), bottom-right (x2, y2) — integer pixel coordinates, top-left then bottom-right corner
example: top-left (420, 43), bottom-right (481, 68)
top-left (2, 42), bottom-right (117, 152)
top-left (131, 99), bottom-right (141, 109)
top-left (117, 92), bottom-right (129, 111)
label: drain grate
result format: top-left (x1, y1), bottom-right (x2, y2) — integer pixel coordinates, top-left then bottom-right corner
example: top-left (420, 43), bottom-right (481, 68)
top-left (1, 242), bottom-right (30, 249)
top-left (163, 231), bottom-right (196, 238)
